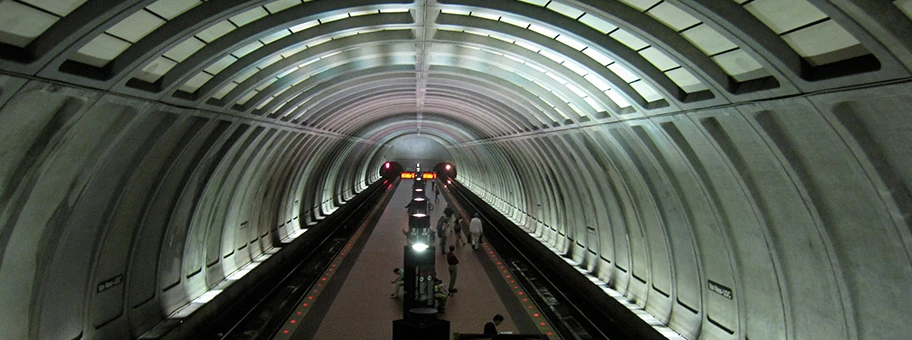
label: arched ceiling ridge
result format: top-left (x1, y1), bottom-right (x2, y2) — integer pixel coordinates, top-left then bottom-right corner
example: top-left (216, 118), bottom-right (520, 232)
top-left (294, 69), bottom-right (545, 132)
top-left (264, 68), bottom-right (417, 118)
top-left (325, 98), bottom-right (510, 136)
top-left (225, 45), bottom-right (417, 109)
top-left (239, 52), bottom-right (416, 114)
top-left (259, 64), bottom-right (569, 134)
top-left (352, 114), bottom-right (482, 144)
top-left (328, 96), bottom-right (516, 137)
top-left (466, 0), bottom-right (732, 94)
top-left (429, 62), bottom-right (599, 123)
top-left (435, 0), bottom-right (688, 105)
top-left (130, 0), bottom-right (415, 92)
top-left (427, 42), bottom-right (628, 114)
top-left (269, 70), bottom-right (417, 120)
top-left (0, 0), bottom-right (905, 146)
top-left (278, 75), bottom-right (523, 135)
top-left (200, 30), bottom-right (416, 105)
top-left (245, 48), bottom-right (569, 131)
top-left (429, 33), bottom-right (642, 112)
top-left (163, 14), bottom-right (416, 98)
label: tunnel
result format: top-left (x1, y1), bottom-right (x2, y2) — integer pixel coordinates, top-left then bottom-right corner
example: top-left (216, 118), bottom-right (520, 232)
top-left (1, 0), bottom-right (911, 339)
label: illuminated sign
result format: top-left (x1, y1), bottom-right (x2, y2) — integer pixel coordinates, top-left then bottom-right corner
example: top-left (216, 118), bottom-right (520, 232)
top-left (401, 172), bottom-right (436, 179)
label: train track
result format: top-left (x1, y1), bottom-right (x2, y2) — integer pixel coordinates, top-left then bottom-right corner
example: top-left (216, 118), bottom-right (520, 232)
top-left (447, 182), bottom-right (633, 340)
top-left (194, 180), bottom-right (395, 340)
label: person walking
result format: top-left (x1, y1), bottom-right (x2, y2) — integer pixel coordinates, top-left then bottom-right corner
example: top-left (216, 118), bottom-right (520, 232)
top-left (391, 268), bottom-right (404, 298)
top-left (437, 215), bottom-right (448, 253)
top-left (446, 245), bottom-right (459, 292)
top-left (452, 214), bottom-right (466, 246)
top-left (469, 213), bottom-right (483, 250)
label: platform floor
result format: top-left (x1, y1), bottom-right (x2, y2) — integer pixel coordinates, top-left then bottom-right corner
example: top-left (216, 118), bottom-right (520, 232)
top-left (288, 180), bottom-right (533, 339)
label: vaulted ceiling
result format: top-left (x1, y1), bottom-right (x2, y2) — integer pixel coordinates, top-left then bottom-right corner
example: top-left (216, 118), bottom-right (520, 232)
top-left (2, 1), bottom-right (912, 339)
top-left (3, 0), bottom-right (909, 145)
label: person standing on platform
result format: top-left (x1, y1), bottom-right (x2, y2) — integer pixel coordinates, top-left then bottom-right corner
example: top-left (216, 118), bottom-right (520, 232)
top-left (391, 268), bottom-right (404, 298)
top-left (469, 213), bottom-right (483, 250)
top-left (452, 215), bottom-right (465, 246)
top-left (434, 186), bottom-right (440, 202)
top-left (484, 314), bottom-right (504, 334)
top-left (437, 215), bottom-right (448, 253)
top-left (446, 245), bottom-right (459, 292)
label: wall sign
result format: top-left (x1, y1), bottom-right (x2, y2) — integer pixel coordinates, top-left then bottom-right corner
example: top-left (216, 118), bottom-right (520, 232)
top-left (97, 275), bottom-right (123, 293)
top-left (708, 280), bottom-right (733, 299)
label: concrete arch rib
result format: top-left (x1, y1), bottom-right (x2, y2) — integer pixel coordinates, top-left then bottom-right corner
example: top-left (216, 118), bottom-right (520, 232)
top-left (254, 59), bottom-right (562, 134)
top-left (160, 14), bottom-right (415, 99)
top-left (236, 51), bottom-right (418, 114)
top-left (276, 52), bottom-right (568, 128)
top-left (429, 62), bottom-right (589, 124)
top-left (431, 17), bottom-right (653, 112)
top-left (266, 68), bottom-right (418, 119)
top-left (224, 45), bottom-right (417, 110)
top-left (265, 68), bottom-right (418, 119)
top-left (427, 40), bottom-right (624, 117)
top-left (264, 69), bottom-right (550, 136)
top-left (354, 116), bottom-right (480, 145)
top-left (320, 96), bottom-right (513, 137)
top-left (275, 74), bottom-right (525, 136)
top-left (43, 1), bottom-right (262, 87)
top-left (43, 0), bottom-right (413, 90)
top-left (435, 1), bottom-right (684, 107)
top-left (193, 26), bottom-right (416, 105)
top-left (329, 98), bottom-right (511, 138)
top-left (319, 88), bottom-right (522, 137)
top-left (0, 0), bottom-right (151, 73)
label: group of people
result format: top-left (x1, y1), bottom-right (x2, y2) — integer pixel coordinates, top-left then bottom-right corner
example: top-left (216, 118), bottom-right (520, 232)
top-left (392, 180), bottom-right (501, 331)
top-left (437, 208), bottom-right (485, 251)
top-left (436, 205), bottom-right (464, 251)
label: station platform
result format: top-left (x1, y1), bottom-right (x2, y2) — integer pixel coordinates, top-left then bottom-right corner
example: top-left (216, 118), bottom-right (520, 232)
top-left (279, 179), bottom-right (538, 339)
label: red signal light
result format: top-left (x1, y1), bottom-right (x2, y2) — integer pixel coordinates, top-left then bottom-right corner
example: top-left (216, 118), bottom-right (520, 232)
top-left (385, 162), bottom-right (390, 169)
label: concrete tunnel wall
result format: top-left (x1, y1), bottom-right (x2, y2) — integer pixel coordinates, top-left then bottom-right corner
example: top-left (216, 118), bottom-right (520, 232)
top-left (2, 71), bottom-right (910, 340)
top-left (0, 76), bottom-right (385, 340)
top-left (453, 81), bottom-right (912, 340)
top-left (0, 1), bottom-right (911, 339)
